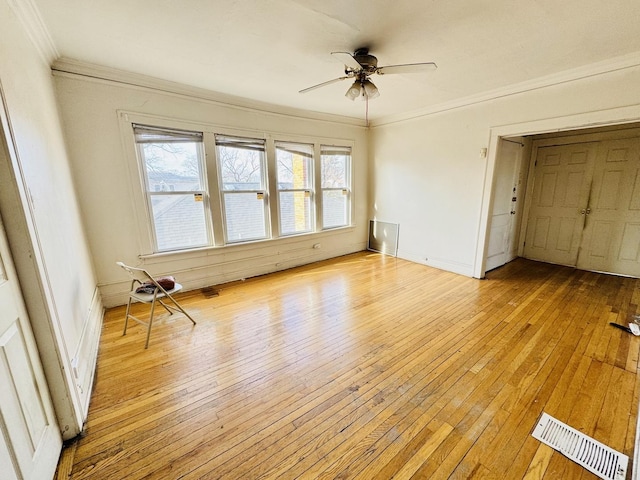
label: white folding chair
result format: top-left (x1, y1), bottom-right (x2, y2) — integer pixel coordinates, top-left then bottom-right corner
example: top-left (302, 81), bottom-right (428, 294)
top-left (117, 262), bottom-right (196, 348)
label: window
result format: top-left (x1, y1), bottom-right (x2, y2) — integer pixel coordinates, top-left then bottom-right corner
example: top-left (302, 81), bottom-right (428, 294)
top-left (321, 145), bottom-right (351, 229)
top-left (134, 125), bottom-right (210, 252)
top-left (275, 142), bottom-right (314, 235)
top-left (215, 135), bottom-right (269, 242)
top-left (131, 120), bottom-right (353, 254)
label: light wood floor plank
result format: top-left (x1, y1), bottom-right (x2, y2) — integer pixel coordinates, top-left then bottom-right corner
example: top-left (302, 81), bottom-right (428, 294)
top-left (57, 253), bottom-right (640, 479)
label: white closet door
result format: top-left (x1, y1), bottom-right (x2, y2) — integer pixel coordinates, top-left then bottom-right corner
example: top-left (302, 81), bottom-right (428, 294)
top-left (0, 211), bottom-right (62, 479)
top-left (523, 143), bottom-right (598, 266)
top-left (486, 140), bottom-right (523, 271)
top-left (577, 137), bottom-right (640, 276)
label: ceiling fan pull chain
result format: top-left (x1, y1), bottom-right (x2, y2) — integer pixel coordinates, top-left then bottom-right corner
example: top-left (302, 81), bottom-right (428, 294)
top-left (365, 94), bottom-right (369, 127)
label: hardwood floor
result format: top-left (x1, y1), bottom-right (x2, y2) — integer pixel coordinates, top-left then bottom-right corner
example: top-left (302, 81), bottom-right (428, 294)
top-left (57, 252), bottom-right (640, 479)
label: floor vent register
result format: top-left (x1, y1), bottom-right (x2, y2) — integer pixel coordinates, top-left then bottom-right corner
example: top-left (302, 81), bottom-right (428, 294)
top-left (532, 412), bottom-right (628, 480)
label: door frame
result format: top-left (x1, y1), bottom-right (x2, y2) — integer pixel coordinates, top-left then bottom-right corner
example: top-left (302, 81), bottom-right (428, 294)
top-left (474, 104), bottom-right (640, 279)
top-left (0, 81), bottom-right (81, 439)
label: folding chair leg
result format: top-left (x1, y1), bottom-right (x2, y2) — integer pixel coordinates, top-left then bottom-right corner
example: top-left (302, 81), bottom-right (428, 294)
top-left (145, 297), bottom-right (157, 349)
top-left (123, 297), bottom-right (133, 335)
top-left (157, 299), bottom-right (174, 315)
top-left (165, 293), bottom-right (196, 325)
top-left (177, 304), bottom-right (197, 325)
top-left (123, 278), bottom-right (138, 336)
top-left (174, 303), bottom-right (196, 325)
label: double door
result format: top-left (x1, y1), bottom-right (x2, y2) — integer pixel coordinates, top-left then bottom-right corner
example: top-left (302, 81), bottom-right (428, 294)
top-left (524, 136), bottom-right (640, 277)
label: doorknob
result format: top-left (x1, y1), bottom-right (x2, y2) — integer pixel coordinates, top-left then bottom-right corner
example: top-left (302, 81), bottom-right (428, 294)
top-left (585, 207), bottom-right (591, 215)
top-left (580, 209), bottom-right (586, 215)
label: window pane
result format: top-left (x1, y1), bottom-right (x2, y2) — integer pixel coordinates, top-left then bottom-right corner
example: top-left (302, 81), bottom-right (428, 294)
top-left (150, 194), bottom-right (208, 251)
top-left (323, 190), bottom-right (348, 228)
top-left (216, 135), bottom-right (268, 243)
top-left (223, 192), bottom-right (266, 242)
top-left (141, 142), bottom-right (203, 192)
top-left (276, 142), bottom-right (314, 236)
top-left (321, 152), bottom-right (348, 188)
top-left (279, 191), bottom-right (311, 235)
top-left (217, 141), bottom-right (265, 191)
top-left (276, 143), bottom-right (313, 189)
top-left (321, 145), bottom-right (350, 229)
top-left (135, 125), bottom-right (210, 252)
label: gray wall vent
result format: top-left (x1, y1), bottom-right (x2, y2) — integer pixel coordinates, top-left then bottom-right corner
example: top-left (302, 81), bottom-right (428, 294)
top-left (368, 220), bottom-right (399, 256)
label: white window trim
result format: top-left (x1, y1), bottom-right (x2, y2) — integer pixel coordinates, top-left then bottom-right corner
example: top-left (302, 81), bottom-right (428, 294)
top-left (134, 126), bottom-right (213, 252)
top-left (215, 134), bottom-right (270, 244)
top-left (274, 140), bottom-right (315, 236)
top-left (320, 145), bottom-right (353, 230)
top-left (118, 111), bottom-right (356, 257)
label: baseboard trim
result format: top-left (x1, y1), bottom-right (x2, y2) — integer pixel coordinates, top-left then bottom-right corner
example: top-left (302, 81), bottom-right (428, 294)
top-left (70, 287), bottom-right (103, 425)
top-left (101, 245), bottom-right (367, 308)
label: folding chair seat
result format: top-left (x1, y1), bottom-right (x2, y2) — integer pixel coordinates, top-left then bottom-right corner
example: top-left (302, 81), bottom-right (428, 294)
top-left (117, 261), bottom-right (196, 348)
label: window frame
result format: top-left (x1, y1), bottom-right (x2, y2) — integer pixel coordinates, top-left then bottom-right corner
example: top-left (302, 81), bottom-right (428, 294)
top-left (133, 124), bottom-right (213, 253)
top-left (274, 141), bottom-right (315, 236)
top-left (320, 145), bottom-right (352, 230)
top-left (214, 134), bottom-right (270, 244)
top-left (121, 112), bottom-right (355, 257)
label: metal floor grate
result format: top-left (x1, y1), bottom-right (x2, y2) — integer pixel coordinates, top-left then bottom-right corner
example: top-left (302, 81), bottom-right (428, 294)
top-left (532, 413), bottom-right (628, 480)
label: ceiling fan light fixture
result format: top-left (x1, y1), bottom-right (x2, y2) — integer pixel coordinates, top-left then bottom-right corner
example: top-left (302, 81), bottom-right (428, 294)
top-left (300, 48), bottom-right (436, 105)
top-left (345, 80), bottom-right (361, 101)
top-left (362, 79), bottom-right (380, 100)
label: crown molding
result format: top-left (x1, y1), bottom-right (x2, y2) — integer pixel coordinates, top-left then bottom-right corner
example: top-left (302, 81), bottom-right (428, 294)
top-left (51, 58), bottom-right (366, 128)
top-left (371, 51), bottom-right (640, 127)
top-left (8, 0), bottom-right (58, 65)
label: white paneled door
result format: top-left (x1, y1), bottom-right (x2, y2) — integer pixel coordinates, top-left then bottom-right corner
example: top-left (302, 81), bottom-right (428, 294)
top-left (0, 212), bottom-right (61, 479)
top-left (524, 142), bottom-right (598, 266)
top-left (486, 140), bottom-right (524, 271)
top-left (577, 138), bottom-right (640, 276)
top-left (524, 135), bottom-right (640, 277)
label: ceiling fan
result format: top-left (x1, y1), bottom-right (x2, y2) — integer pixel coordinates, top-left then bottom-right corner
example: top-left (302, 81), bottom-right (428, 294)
top-left (299, 47), bottom-right (437, 101)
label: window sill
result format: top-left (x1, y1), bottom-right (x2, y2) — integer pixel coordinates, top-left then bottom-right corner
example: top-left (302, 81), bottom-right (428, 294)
top-left (138, 225), bottom-right (356, 264)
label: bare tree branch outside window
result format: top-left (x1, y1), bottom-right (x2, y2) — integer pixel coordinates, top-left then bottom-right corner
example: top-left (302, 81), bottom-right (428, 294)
top-left (219, 147), bottom-right (262, 187)
top-left (321, 156), bottom-right (347, 188)
top-left (142, 143), bottom-right (199, 177)
top-left (142, 142), bottom-right (201, 192)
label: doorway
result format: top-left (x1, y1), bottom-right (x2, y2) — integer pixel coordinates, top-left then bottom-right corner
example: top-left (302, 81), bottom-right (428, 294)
top-left (523, 128), bottom-right (640, 277)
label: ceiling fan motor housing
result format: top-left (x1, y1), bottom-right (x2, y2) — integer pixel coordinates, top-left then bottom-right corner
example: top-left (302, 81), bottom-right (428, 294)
top-left (353, 48), bottom-right (378, 73)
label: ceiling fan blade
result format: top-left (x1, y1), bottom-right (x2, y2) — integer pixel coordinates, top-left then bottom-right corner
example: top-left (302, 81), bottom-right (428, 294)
top-left (376, 62), bottom-right (437, 75)
top-left (299, 76), bottom-right (350, 94)
top-left (331, 51), bottom-right (363, 71)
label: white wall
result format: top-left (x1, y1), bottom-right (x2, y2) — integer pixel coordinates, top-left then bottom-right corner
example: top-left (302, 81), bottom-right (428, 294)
top-left (0, 0), bottom-right (101, 439)
top-left (52, 71), bottom-right (369, 307)
top-left (370, 66), bottom-right (640, 277)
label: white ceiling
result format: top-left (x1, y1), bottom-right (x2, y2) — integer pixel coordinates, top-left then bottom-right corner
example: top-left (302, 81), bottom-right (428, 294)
top-left (31, 0), bottom-right (640, 120)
